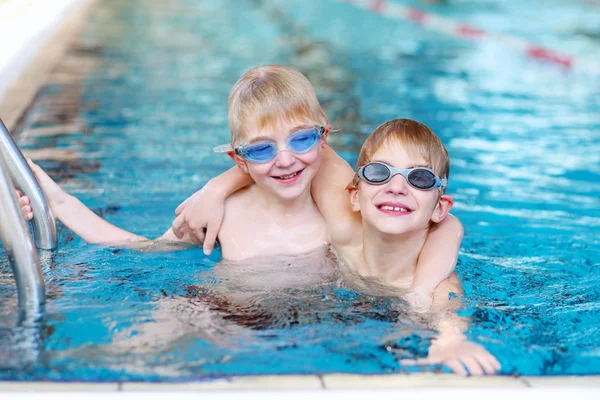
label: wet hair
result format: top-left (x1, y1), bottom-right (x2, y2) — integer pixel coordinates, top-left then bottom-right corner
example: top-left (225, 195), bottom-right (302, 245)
top-left (348, 119), bottom-right (450, 193)
top-left (228, 65), bottom-right (328, 144)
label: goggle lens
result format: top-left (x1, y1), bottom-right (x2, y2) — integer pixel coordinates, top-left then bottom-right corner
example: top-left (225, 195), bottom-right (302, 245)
top-left (407, 169), bottom-right (436, 189)
top-left (245, 142), bottom-right (277, 163)
top-left (359, 162), bottom-right (442, 191)
top-left (362, 163), bottom-right (391, 183)
top-left (240, 127), bottom-right (323, 163)
top-left (288, 129), bottom-right (320, 153)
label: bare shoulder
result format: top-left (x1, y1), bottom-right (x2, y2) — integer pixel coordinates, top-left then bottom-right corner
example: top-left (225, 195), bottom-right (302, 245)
top-left (224, 185), bottom-right (253, 208)
top-left (330, 226), bottom-right (363, 268)
top-left (328, 211), bottom-right (363, 248)
top-left (221, 186), bottom-right (255, 226)
top-left (436, 213), bottom-right (464, 236)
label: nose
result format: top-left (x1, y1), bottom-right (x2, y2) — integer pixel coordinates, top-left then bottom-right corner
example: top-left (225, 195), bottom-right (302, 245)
top-left (273, 149), bottom-right (295, 168)
top-left (385, 173), bottom-right (409, 195)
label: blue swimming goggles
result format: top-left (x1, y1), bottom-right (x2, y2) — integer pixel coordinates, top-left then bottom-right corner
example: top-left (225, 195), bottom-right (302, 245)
top-left (214, 126), bottom-right (326, 164)
top-left (358, 162), bottom-right (447, 192)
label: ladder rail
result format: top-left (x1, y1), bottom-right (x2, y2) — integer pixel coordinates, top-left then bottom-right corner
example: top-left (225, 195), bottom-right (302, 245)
top-left (0, 118), bottom-right (56, 250)
top-left (0, 153), bottom-right (45, 316)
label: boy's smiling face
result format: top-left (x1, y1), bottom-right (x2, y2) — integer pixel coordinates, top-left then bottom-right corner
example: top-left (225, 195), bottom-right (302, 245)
top-left (350, 139), bottom-right (450, 236)
top-left (234, 117), bottom-right (323, 201)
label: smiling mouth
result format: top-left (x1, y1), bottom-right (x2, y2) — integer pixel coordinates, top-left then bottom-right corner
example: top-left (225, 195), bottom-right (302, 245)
top-left (379, 205), bottom-right (409, 212)
top-left (278, 172), bottom-right (299, 179)
top-left (377, 204), bottom-right (413, 215)
top-left (273, 169), bottom-right (304, 183)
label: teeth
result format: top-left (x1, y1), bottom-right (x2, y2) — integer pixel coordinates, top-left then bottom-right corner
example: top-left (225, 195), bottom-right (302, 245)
top-left (278, 172), bottom-right (298, 179)
top-left (380, 205), bottom-right (409, 212)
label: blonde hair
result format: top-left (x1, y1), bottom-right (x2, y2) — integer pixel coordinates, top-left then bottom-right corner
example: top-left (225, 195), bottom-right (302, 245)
top-left (228, 65), bottom-right (328, 143)
top-left (349, 119), bottom-right (450, 193)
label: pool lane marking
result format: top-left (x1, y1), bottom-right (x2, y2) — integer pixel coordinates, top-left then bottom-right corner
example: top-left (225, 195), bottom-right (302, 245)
top-left (340, 0), bottom-right (596, 73)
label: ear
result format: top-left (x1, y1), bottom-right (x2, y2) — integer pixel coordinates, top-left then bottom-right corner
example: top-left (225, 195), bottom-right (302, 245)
top-left (321, 125), bottom-right (331, 146)
top-left (431, 194), bottom-right (454, 223)
top-left (348, 187), bottom-right (361, 212)
top-left (227, 151), bottom-right (249, 174)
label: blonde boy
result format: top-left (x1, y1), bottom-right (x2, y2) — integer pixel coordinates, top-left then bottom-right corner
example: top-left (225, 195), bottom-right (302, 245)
top-left (23, 65), bottom-right (332, 261)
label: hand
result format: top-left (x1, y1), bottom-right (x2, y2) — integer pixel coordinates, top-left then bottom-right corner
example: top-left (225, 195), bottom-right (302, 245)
top-left (15, 190), bottom-right (34, 221)
top-left (26, 159), bottom-right (69, 208)
top-left (400, 335), bottom-right (501, 376)
top-left (403, 288), bottom-right (434, 313)
top-left (171, 185), bottom-right (225, 255)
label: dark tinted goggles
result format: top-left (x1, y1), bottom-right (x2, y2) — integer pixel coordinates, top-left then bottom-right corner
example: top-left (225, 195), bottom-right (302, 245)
top-left (358, 162), bottom-right (447, 191)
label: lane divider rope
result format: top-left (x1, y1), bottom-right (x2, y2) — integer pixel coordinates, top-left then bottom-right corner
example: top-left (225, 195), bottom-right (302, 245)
top-left (339, 0), bottom-right (597, 74)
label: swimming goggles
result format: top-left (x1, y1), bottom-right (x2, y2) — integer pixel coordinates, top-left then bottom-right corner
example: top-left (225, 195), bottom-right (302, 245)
top-left (358, 162), bottom-right (447, 192)
top-left (214, 126), bottom-right (326, 164)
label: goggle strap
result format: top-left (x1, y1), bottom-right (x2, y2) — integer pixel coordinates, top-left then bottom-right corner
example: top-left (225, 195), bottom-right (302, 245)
top-left (213, 144), bottom-right (233, 153)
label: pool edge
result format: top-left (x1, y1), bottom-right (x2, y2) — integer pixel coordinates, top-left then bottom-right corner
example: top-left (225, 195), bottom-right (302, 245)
top-left (1, 374), bottom-right (599, 391)
top-left (0, 0), bottom-right (97, 132)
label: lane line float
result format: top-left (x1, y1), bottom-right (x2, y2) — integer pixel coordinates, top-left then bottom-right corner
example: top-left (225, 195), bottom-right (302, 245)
top-left (339, 0), bottom-right (597, 74)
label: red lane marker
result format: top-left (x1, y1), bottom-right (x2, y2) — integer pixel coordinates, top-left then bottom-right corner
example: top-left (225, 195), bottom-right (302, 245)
top-left (456, 24), bottom-right (487, 39)
top-left (340, 0), bottom-right (585, 71)
top-left (369, 0), bottom-right (386, 14)
top-left (406, 7), bottom-right (428, 24)
top-left (526, 45), bottom-right (573, 69)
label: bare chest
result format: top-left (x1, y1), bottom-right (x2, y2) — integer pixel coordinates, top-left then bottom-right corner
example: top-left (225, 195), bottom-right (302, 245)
top-left (218, 201), bottom-right (328, 261)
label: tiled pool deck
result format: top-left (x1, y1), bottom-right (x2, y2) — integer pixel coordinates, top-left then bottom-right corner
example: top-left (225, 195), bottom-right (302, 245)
top-left (0, 0), bottom-right (599, 394)
top-left (0, 374), bottom-right (599, 391)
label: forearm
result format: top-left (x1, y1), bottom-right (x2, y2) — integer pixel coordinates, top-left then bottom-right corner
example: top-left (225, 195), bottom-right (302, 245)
top-left (411, 215), bottom-right (463, 294)
top-left (429, 275), bottom-right (468, 338)
top-left (53, 195), bottom-right (147, 244)
top-left (205, 166), bottom-right (253, 199)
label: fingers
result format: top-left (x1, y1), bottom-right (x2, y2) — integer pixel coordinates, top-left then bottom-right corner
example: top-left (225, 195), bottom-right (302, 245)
top-left (15, 190), bottom-right (33, 220)
top-left (478, 355), bottom-right (499, 375)
top-left (203, 225), bottom-right (218, 256)
top-left (21, 203), bottom-right (33, 221)
top-left (476, 352), bottom-right (501, 375)
top-left (171, 214), bottom-right (185, 238)
top-left (445, 359), bottom-right (468, 376)
top-left (489, 353), bottom-right (501, 370)
top-left (190, 226), bottom-right (206, 247)
top-left (175, 198), bottom-right (189, 216)
top-left (460, 355), bottom-right (484, 376)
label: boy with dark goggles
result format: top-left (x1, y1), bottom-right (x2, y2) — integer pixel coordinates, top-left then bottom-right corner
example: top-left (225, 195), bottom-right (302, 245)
top-left (214, 126), bottom-right (326, 164)
top-left (357, 162), bottom-right (447, 192)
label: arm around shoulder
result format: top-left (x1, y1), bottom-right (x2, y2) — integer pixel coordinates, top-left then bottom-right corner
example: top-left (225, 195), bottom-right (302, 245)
top-left (406, 214), bottom-right (464, 311)
top-left (311, 144), bottom-right (361, 245)
top-left (171, 166), bottom-right (253, 254)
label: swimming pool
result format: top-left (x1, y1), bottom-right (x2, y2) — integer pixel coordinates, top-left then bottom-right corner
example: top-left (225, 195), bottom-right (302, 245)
top-left (1, 0), bottom-right (599, 381)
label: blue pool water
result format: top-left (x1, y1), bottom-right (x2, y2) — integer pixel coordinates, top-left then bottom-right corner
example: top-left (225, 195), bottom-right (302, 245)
top-left (1, 0), bottom-right (599, 380)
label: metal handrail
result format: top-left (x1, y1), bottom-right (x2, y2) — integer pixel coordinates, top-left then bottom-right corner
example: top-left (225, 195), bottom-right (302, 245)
top-left (0, 118), bottom-right (56, 249)
top-left (0, 153), bottom-right (45, 316)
